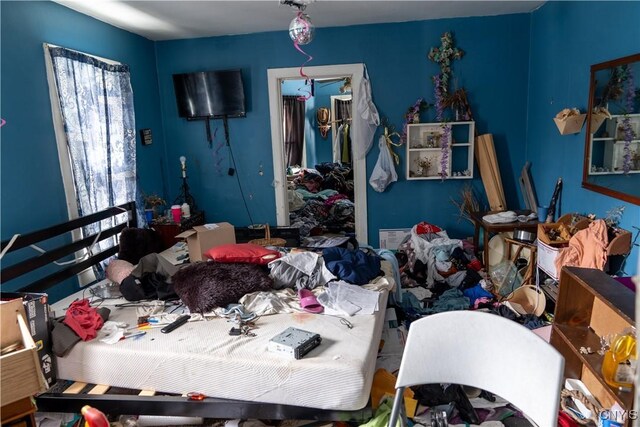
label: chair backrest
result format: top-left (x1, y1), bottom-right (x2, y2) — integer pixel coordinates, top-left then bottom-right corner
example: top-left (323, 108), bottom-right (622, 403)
top-left (395, 310), bottom-right (564, 426)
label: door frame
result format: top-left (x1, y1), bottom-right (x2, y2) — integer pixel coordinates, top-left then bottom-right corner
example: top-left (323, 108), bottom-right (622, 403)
top-left (267, 63), bottom-right (367, 243)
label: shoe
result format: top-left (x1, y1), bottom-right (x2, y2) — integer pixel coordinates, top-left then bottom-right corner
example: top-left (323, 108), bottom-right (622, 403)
top-left (298, 289), bottom-right (323, 314)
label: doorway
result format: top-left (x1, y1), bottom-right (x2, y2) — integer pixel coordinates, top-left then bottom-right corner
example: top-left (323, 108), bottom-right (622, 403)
top-left (267, 64), bottom-right (368, 244)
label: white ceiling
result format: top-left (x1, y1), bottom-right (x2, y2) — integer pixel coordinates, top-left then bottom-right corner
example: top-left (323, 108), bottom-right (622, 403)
top-left (55, 0), bottom-right (545, 41)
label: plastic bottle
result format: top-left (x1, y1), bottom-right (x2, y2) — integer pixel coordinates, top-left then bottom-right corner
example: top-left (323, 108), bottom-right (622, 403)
top-left (601, 329), bottom-right (637, 390)
top-left (181, 203), bottom-right (191, 218)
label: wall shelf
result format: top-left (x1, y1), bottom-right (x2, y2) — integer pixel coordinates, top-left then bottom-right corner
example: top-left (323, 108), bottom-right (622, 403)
top-left (406, 121), bottom-right (475, 180)
top-left (588, 113), bottom-right (640, 175)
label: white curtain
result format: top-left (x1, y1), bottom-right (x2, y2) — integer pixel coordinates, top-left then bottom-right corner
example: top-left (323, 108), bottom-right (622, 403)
top-left (45, 45), bottom-right (138, 278)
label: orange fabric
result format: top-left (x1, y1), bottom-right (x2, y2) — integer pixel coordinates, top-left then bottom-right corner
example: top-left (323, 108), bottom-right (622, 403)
top-left (555, 219), bottom-right (608, 273)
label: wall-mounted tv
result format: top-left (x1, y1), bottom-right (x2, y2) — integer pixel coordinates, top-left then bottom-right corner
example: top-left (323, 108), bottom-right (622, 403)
top-left (172, 69), bottom-right (246, 119)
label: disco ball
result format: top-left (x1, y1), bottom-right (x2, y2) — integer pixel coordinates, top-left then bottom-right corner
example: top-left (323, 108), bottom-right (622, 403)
top-left (289, 13), bottom-right (315, 45)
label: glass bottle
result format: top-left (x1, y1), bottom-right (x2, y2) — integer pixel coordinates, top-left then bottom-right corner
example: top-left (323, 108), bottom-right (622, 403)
top-left (601, 330), bottom-right (637, 390)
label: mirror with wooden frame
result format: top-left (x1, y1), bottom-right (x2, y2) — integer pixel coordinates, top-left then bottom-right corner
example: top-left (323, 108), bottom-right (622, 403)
top-left (582, 53), bottom-right (640, 205)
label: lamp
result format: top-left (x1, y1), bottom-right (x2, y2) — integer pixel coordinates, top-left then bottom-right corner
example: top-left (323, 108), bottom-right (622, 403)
top-left (317, 107), bottom-right (330, 139)
top-left (174, 155), bottom-right (197, 211)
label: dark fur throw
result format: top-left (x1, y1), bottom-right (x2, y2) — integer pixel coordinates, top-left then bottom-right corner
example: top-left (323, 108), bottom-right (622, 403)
top-left (172, 262), bottom-right (273, 313)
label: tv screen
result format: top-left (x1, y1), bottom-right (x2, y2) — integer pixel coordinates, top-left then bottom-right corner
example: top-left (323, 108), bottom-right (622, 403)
top-left (172, 69), bottom-right (246, 119)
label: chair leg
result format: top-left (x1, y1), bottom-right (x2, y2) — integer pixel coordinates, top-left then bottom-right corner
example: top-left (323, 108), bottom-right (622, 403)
top-left (387, 387), bottom-right (405, 427)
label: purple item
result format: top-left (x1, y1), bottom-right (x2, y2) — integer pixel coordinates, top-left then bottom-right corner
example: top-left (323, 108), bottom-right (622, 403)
top-left (615, 276), bottom-right (636, 293)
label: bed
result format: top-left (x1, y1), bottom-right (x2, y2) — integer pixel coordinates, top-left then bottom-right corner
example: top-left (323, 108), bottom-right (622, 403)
top-left (0, 202), bottom-right (392, 421)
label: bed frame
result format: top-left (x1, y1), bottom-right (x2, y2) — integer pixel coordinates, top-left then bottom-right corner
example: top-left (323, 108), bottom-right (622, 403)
top-left (0, 202), bottom-right (372, 421)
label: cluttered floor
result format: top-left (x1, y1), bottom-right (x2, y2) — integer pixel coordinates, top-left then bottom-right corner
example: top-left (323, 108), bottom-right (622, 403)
top-left (34, 213), bottom-right (635, 427)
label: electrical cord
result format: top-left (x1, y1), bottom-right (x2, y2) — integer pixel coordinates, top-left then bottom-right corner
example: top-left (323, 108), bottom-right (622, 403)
top-left (223, 117), bottom-right (255, 226)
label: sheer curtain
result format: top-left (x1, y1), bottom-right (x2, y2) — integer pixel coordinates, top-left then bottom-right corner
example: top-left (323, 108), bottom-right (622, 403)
top-left (282, 95), bottom-right (306, 167)
top-left (46, 45), bottom-right (138, 278)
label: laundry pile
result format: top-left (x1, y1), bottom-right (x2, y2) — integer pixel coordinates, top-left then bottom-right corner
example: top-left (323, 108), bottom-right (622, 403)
top-left (288, 162), bottom-right (355, 237)
top-left (393, 221), bottom-right (547, 328)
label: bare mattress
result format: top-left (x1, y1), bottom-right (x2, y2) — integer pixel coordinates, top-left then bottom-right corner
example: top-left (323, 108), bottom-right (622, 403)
top-left (51, 273), bottom-right (392, 411)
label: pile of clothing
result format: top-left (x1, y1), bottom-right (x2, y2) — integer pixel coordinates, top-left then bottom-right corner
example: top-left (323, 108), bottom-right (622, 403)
top-left (393, 221), bottom-right (493, 319)
top-left (288, 163), bottom-right (355, 237)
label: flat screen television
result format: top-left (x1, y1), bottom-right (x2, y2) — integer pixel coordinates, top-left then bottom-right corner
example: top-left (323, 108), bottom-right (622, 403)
top-left (172, 69), bottom-right (246, 119)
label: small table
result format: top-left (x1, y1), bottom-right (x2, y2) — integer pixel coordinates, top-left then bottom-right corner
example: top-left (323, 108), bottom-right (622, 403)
top-left (470, 210), bottom-right (539, 268)
top-left (151, 210), bottom-right (205, 250)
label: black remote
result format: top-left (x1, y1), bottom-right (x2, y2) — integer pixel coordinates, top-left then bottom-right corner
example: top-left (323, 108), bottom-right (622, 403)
top-left (161, 315), bottom-right (190, 333)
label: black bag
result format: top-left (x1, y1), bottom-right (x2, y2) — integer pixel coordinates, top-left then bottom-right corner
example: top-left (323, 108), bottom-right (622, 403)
top-left (120, 272), bottom-right (177, 301)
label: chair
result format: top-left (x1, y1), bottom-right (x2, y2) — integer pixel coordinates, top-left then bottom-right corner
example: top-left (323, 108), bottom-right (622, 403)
top-left (387, 310), bottom-right (565, 427)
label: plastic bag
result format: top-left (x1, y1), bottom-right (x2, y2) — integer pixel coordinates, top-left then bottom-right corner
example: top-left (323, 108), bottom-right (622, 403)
top-left (369, 135), bottom-right (397, 192)
top-left (490, 260), bottom-right (522, 297)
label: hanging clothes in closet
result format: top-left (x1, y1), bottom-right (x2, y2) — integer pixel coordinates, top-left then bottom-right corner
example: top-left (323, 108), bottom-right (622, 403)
top-left (341, 123), bottom-right (352, 164)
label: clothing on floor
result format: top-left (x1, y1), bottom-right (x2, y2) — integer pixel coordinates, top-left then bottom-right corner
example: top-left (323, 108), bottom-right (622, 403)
top-left (424, 288), bottom-right (470, 314)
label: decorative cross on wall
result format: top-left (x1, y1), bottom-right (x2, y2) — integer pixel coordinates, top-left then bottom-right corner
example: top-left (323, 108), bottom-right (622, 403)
top-left (428, 32), bottom-right (464, 95)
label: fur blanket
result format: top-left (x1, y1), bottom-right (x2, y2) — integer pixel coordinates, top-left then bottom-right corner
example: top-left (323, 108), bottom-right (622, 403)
top-left (172, 262), bottom-right (273, 313)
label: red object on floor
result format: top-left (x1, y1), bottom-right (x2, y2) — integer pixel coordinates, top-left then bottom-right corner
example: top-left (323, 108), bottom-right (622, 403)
top-left (557, 411), bottom-right (579, 427)
top-left (63, 299), bottom-right (104, 341)
top-left (467, 259), bottom-right (483, 271)
top-left (416, 221), bottom-right (442, 234)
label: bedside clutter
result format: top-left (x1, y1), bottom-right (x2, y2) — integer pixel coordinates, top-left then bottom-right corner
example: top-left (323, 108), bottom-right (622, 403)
top-left (151, 210), bottom-right (205, 250)
top-left (541, 213), bottom-right (632, 277)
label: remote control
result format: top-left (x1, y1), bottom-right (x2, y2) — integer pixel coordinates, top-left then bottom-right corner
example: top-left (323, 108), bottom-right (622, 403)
top-left (161, 315), bottom-right (190, 333)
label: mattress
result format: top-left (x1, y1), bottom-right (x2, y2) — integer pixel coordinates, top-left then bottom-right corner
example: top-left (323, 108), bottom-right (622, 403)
top-left (52, 277), bottom-right (391, 410)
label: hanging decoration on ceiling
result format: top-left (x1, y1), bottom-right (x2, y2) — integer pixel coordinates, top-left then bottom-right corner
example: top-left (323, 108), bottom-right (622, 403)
top-left (289, 11), bottom-right (315, 45)
top-left (282, 0), bottom-right (315, 100)
top-left (428, 31), bottom-right (464, 180)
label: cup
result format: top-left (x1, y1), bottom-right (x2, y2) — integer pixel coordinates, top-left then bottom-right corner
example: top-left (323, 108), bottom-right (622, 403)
top-left (171, 205), bottom-right (182, 223)
top-left (144, 209), bottom-right (154, 224)
top-left (537, 206), bottom-right (549, 223)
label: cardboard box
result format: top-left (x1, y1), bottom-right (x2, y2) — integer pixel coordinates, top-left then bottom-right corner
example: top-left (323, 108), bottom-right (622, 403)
top-left (176, 222), bottom-right (236, 262)
top-left (379, 228), bottom-right (411, 250)
top-left (537, 222), bottom-right (571, 247)
top-left (0, 299), bottom-right (48, 405)
top-left (537, 240), bottom-right (561, 281)
top-left (1, 292), bottom-right (56, 387)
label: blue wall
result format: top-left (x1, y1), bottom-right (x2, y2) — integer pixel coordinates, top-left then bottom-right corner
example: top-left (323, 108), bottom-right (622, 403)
top-left (527, 1), bottom-right (640, 275)
top-left (0, 1), bottom-right (165, 297)
top-left (155, 14), bottom-right (532, 243)
top-left (2, 0), bottom-right (637, 297)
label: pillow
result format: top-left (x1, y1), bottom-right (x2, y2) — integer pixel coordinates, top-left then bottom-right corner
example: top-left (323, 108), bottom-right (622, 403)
top-left (106, 259), bottom-right (135, 285)
top-left (204, 243), bottom-right (281, 265)
top-left (172, 262), bottom-right (273, 312)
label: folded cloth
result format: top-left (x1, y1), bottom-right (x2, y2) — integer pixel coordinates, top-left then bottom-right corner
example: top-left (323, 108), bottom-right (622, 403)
top-left (482, 211), bottom-right (517, 224)
top-left (63, 299), bottom-right (107, 341)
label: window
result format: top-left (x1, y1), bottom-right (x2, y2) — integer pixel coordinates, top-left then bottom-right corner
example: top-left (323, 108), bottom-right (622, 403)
top-left (44, 44), bottom-right (138, 280)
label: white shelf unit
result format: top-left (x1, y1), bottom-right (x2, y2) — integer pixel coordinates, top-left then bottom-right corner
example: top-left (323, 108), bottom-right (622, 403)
top-left (588, 113), bottom-right (640, 174)
top-left (406, 121), bottom-right (475, 180)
